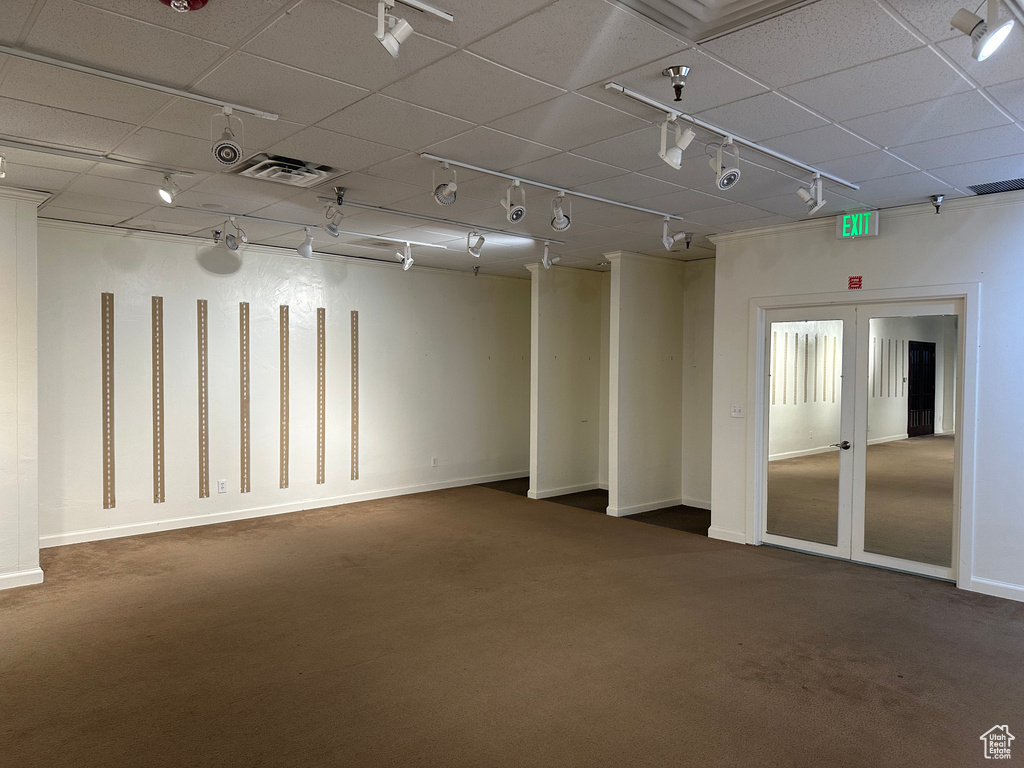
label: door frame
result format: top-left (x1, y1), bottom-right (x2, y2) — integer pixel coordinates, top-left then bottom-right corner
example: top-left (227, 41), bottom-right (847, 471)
top-left (747, 284), bottom-right (979, 589)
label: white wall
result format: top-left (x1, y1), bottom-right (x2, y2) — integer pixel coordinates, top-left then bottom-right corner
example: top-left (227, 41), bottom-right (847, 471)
top-left (0, 189), bottom-right (46, 589)
top-left (681, 259), bottom-right (714, 508)
top-left (37, 221), bottom-right (530, 545)
top-left (598, 272), bottom-right (610, 489)
top-left (607, 252), bottom-right (685, 516)
top-left (527, 264), bottom-right (605, 498)
top-left (710, 192), bottom-right (1024, 602)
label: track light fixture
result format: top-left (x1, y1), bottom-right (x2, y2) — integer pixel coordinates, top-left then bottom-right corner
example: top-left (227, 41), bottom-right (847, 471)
top-left (396, 242), bottom-right (414, 271)
top-left (297, 227), bottom-right (314, 259)
top-left (658, 116), bottom-right (696, 170)
top-left (795, 173), bottom-right (826, 215)
top-left (550, 192), bottom-right (571, 231)
top-left (952, 0), bottom-right (1015, 61)
top-left (931, 194), bottom-right (944, 214)
top-left (467, 232), bottom-right (485, 258)
top-left (212, 107), bottom-right (243, 166)
top-left (501, 180), bottom-right (526, 223)
top-left (212, 229), bottom-right (222, 245)
top-left (433, 161), bottom-right (457, 206)
top-left (0, 152), bottom-right (6, 179)
top-left (661, 218), bottom-right (689, 251)
top-left (162, 0), bottom-right (208, 11)
top-left (322, 205), bottom-right (343, 237)
top-left (709, 138), bottom-right (741, 191)
top-left (541, 243), bottom-right (561, 270)
top-left (158, 174), bottom-right (179, 204)
top-left (222, 217), bottom-right (248, 251)
top-left (376, 0), bottom-right (415, 58)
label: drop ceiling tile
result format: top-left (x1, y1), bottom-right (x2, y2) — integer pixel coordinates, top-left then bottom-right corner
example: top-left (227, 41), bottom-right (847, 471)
top-left (24, 0), bottom-right (228, 90)
top-left (843, 90), bottom-right (1012, 148)
top-left (387, 192), bottom-right (497, 219)
top-left (762, 125), bottom-right (877, 165)
top-left (887, 0), bottom-right (963, 43)
top-left (574, 126), bottom-right (665, 172)
top-left (506, 153), bottom-right (627, 188)
top-left (130, 204), bottom-right (224, 229)
top-left (725, 214), bottom-right (797, 232)
top-left (266, 127), bottom-right (405, 174)
top-left (364, 152), bottom-right (484, 188)
top-left (842, 172), bottom-right (952, 204)
top-left (145, 99), bottom-right (305, 151)
top-left (0, 57), bottom-right (170, 125)
top-left (602, 48), bottom-right (767, 115)
top-left (0, 1), bottom-right (35, 45)
top-left (568, 200), bottom-right (659, 228)
top-left (696, 92), bottom-right (828, 142)
top-left (0, 96), bottom-right (134, 152)
top-left (44, 191), bottom-right (149, 218)
top-left (571, 172), bottom-right (680, 202)
top-left (424, 127), bottom-right (559, 171)
top-left (189, 174), bottom-right (307, 208)
top-left (326, 172), bottom-right (425, 207)
top-left (171, 188), bottom-right (269, 216)
top-left (693, 163), bottom-right (802, 203)
top-left (88, 166), bottom-right (210, 189)
top-left (891, 124), bottom-right (1024, 171)
top-left (194, 53), bottom-right (368, 126)
top-left (244, 0), bottom-right (454, 91)
top-left (469, 0), bottom-right (686, 91)
top-left (782, 48), bottom-right (973, 122)
top-left (378, 227), bottom-right (459, 246)
top-left (683, 202), bottom-right (775, 228)
top-left (38, 207), bottom-right (127, 226)
top-left (639, 149), bottom-right (751, 188)
top-left (744, 189), bottom-right (863, 218)
top-left (383, 51), bottom-right (563, 124)
top-left (0, 164), bottom-right (77, 193)
top-left (817, 151), bottom-right (918, 183)
top-left (488, 94), bottom-right (649, 152)
top-left (937, 25), bottom-right (1024, 87)
top-left (74, 0), bottom-right (290, 46)
top-left (630, 188), bottom-right (735, 216)
top-left (988, 79), bottom-right (1024, 121)
top-left (121, 217), bottom-right (210, 236)
top-left (110, 128), bottom-right (225, 173)
top-left (703, 0), bottom-right (921, 88)
top-left (248, 198), bottom-right (333, 223)
top-left (928, 153), bottom-right (1024, 189)
top-left (453, 173), bottom-right (531, 204)
top-left (64, 174), bottom-right (169, 205)
top-left (318, 94), bottom-right (474, 152)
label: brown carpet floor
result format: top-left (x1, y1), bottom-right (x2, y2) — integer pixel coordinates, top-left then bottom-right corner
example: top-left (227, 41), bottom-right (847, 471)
top-left (768, 435), bottom-right (954, 566)
top-left (2, 485), bottom-right (1021, 768)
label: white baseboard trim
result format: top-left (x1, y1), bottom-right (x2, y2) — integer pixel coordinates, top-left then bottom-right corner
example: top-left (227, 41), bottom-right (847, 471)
top-left (39, 470), bottom-right (530, 548)
top-left (769, 445), bottom-right (836, 461)
top-left (680, 497), bottom-right (712, 510)
top-left (867, 433), bottom-right (908, 446)
top-left (0, 567), bottom-right (44, 590)
top-left (967, 576), bottom-right (1024, 603)
top-left (528, 482), bottom-right (600, 500)
top-left (606, 497), bottom-right (682, 517)
top-left (708, 527), bottom-right (747, 544)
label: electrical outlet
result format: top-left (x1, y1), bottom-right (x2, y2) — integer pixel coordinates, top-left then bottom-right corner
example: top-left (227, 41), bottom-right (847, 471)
top-left (730, 404), bottom-right (744, 418)
top-left (217, 479), bottom-right (227, 494)
top-left (431, 457), bottom-right (438, 468)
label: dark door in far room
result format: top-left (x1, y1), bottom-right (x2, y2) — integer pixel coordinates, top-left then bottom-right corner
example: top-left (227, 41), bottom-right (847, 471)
top-left (907, 341), bottom-right (936, 437)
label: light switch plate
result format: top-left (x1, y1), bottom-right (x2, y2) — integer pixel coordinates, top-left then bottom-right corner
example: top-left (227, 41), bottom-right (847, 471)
top-left (730, 404), bottom-right (744, 418)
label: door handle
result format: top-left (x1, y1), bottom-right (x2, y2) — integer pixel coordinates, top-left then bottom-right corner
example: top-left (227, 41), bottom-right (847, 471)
top-left (831, 440), bottom-right (851, 450)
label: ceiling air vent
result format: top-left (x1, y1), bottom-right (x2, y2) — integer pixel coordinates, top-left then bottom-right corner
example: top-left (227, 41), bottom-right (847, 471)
top-left (233, 153), bottom-right (340, 188)
top-left (967, 178), bottom-right (1024, 195)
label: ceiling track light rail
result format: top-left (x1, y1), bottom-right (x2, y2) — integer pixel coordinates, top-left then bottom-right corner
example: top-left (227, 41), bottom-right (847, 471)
top-left (0, 44), bottom-right (280, 121)
top-left (420, 152), bottom-right (686, 222)
top-left (603, 82), bottom-right (860, 191)
top-left (314, 195), bottom-right (566, 245)
top-left (0, 135), bottom-right (195, 177)
top-left (173, 206), bottom-right (449, 250)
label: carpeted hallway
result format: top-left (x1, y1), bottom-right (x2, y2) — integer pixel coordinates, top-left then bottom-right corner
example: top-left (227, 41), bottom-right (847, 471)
top-left (2, 485), bottom-right (1021, 767)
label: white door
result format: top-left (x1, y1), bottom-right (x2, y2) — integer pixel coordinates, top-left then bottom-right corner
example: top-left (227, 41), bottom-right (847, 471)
top-left (761, 301), bottom-right (960, 580)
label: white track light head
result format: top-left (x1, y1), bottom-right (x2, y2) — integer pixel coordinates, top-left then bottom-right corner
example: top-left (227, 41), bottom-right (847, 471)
top-left (433, 161), bottom-right (458, 206)
top-left (709, 139), bottom-right (741, 191)
top-left (212, 108), bottom-right (242, 165)
top-left (661, 218), bottom-right (688, 251)
top-left (376, 1), bottom-right (414, 57)
top-left (396, 243), bottom-right (414, 270)
top-left (659, 118), bottom-right (695, 170)
top-left (159, 174), bottom-right (179, 204)
top-left (541, 243), bottom-right (561, 270)
top-left (467, 232), bottom-right (485, 258)
top-left (501, 180), bottom-right (526, 223)
top-left (0, 153), bottom-right (6, 179)
top-left (550, 193), bottom-right (571, 231)
top-left (297, 227), bottom-right (314, 259)
top-left (322, 205), bottom-right (342, 237)
top-left (796, 175), bottom-right (826, 215)
top-left (952, 3), bottom-right (1014, 61)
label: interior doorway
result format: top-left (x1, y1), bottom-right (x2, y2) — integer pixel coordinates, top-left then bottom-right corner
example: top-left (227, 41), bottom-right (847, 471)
top-left (760, 301), bottom-right (961, 580)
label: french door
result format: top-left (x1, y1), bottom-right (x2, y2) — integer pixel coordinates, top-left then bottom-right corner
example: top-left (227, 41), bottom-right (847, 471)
top-left (761, 301), bottom-right (959, 580)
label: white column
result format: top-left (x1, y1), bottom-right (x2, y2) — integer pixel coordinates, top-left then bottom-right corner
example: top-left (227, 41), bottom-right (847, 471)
top-left (606, 252), bottom-right (686, 517)
top-left (0, 188), bottom-right (46, 589)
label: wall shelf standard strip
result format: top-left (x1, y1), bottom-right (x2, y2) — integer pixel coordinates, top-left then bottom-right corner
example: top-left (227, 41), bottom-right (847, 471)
top-left (197, 299), bottom-right (210, 499)
top-left (152, 296), bottom-right (165, 504)
top-left (280, 305), bottom-right (289, 490)
top-left (351, 310), bottom-right (359, 481)
top-left (240, 301), bottom-right (251, 494)
top-left (101, 292), bottom-right (115, 510)
top-left (317, 307), bottom-right (326, 486)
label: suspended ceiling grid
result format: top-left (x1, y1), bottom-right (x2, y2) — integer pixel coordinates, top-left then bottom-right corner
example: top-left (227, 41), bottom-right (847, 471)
top-left (0, 0), bottom-right (1022, 276)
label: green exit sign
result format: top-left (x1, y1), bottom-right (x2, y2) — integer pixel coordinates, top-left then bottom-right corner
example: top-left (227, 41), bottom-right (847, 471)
top-left (836, 210), bottom-right (879, 239)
